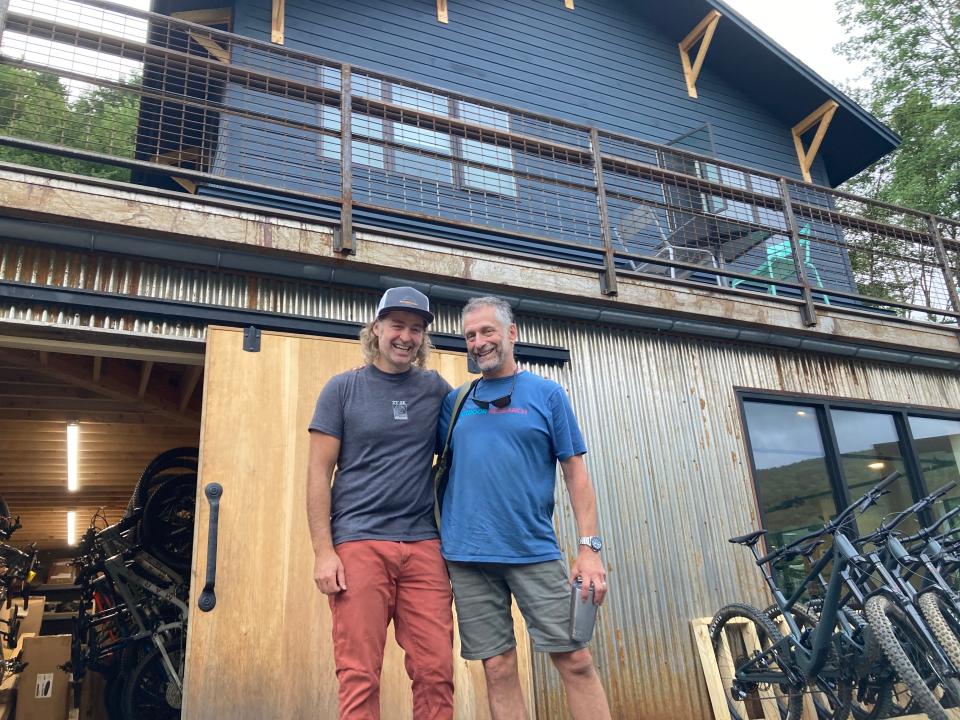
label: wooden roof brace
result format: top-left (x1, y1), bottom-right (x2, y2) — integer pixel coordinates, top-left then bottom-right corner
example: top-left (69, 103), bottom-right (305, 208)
top-left (678, 10), bottom-right (721, 99)
top-left (564, 0), bottom-right (574, 9)
top-left (272, 0), bottom-right (284, 44)
top-left (792, 99), bottom-right (839, 183)
top-left (169, 8), bottom-right (231, 27)
top-left (171, 8), bottom-right (231, 62)
top-left (437, 0), bottom-right (448, 24)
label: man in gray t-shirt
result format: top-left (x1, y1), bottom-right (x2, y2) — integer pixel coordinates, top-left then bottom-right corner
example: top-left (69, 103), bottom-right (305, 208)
top-left (306, 286), bottom-right (454, 720)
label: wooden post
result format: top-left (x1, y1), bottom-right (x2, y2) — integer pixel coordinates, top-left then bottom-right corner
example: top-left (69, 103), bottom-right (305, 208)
top-left (437, 0), bottom-right (448, 23)
top-left (928, 215), bottom-right (960, 325)
top-left (271, 0), bottom-right (284, 44)
top-left (589, 128), bottom-right (618, 296)
top-left (336, 65), bottom-right (354, 254)
top-left (779, 179), bottom-right (817, 326)
top-left (564, 0), bottom-right (574, 9)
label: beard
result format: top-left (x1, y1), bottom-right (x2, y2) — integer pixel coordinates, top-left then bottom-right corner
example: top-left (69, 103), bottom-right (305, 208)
top-left (472, 342), bottom-right (507, 372)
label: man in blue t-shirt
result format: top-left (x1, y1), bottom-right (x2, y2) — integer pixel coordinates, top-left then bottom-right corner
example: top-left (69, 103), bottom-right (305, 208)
top-left (439, 296), bottom-right (611, 720)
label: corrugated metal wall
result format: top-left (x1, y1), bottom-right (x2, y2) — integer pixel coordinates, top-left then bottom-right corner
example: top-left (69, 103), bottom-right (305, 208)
top-left (5, 241), bottom-right (960, 718)
top-left (514, 319), bottom-right (960, 719)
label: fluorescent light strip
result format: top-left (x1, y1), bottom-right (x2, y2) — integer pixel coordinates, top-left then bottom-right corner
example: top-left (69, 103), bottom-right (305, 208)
top-left (67, 421), bottom-right (79, 492)
top-left (67, 510), bottom-right (77, 546)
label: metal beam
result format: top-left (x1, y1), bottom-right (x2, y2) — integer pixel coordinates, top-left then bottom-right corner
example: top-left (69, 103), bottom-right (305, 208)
top-left (0, 280), bottom-right (571, 365)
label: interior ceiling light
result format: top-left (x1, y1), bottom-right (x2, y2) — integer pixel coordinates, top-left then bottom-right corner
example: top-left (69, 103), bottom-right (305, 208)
top-left (67, 420), bottom-right (80, 492)
top-left (868, 461), bottom-right (886, 470)
top-left (796, 410), bottom-right (807, 416)
top-left (67, 510), bottom-right (77, 546)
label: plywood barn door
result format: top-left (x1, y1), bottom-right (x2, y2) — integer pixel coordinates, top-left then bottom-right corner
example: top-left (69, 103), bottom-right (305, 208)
top-left (182, 327), bottom-right (534, 719)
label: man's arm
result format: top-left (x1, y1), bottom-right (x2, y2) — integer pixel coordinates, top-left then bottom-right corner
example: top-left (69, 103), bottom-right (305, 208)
top-left (559, 453), bottom-right (607, 605)
top-left (307, 431), bottom-right (347, 594)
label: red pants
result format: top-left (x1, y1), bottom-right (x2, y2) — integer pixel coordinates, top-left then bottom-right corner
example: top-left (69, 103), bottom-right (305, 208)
top-left (329, 539), bottom-right (454, 720)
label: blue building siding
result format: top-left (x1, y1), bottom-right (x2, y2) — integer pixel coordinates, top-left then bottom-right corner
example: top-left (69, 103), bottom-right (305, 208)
top-left (232, 0), bottom-right (829, 184)
top-left (182, 0), bottom-right (858, 296)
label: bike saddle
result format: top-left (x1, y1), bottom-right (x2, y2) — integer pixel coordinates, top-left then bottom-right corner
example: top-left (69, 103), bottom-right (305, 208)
top-left (728, 529), bottom-right (767, 546)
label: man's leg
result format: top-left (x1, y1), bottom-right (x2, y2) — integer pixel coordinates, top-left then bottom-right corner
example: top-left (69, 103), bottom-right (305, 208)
top-left (446, 562), bottom-right (526, 720)
top-left (481, 647), bottom-right (528, 720)
top-left (550, 648), bottom-right (612, 720)
top-left (329, 541), bottom-right (398, 720)
top-left (392, 539), bottom-right (454, 720)
top-left (504, 560), bottom-right (611, 720)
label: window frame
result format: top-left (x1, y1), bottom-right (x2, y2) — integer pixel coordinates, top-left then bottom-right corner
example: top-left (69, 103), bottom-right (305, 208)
top-left (736, 389), bottom-right (960, 539)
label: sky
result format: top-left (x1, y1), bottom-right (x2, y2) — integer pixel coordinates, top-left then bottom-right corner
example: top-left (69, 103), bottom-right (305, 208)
top-left (721, 0), bottom-right (869, 91)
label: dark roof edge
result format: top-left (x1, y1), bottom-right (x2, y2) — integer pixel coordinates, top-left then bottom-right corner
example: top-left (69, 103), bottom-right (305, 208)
top-left (706, 0), bottom-right (901, 150)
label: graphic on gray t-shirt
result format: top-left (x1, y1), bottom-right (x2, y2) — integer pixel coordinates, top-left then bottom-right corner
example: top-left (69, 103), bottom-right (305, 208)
top-left (309, 364), bottom-right (452, 544)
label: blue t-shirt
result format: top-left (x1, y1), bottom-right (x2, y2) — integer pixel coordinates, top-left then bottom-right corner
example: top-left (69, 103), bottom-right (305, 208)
top-left (438, 371), bottom-right (587, 563)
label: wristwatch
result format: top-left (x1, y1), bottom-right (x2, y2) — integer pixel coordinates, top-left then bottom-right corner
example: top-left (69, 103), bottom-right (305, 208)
top-left (578, 536), bottom-right (603, 552)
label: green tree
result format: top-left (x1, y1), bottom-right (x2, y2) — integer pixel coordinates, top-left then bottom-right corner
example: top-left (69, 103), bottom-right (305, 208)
top-left (836, 0), bottom-right (959, 318)
top-left (0, 66), bottom-right (139, 182)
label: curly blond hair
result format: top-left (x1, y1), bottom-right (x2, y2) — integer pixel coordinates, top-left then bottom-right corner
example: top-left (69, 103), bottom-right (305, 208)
top-left (359, 318), bottom-right (432, 367)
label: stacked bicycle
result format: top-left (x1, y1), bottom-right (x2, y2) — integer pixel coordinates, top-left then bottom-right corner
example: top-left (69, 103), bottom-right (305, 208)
top-left (66, 447), bottom-right (197, 720)
top-left (712, 471), bottom-right (960, 720)
top-left (0, 500), bottom-right (36, 685)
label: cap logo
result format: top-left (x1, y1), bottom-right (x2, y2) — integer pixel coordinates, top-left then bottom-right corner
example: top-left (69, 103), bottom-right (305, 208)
top-left (399, 299), bottom-right (417, 305)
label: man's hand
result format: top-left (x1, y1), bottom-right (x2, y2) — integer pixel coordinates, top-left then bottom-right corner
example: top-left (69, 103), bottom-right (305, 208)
top-left (571, 549), bottom-right (607, 605)
top-left (314, 548), bottom-right (347, 594)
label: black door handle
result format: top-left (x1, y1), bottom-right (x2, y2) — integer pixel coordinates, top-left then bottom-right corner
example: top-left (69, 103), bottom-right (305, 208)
top-left (198, 483), bottom-right (223, 612)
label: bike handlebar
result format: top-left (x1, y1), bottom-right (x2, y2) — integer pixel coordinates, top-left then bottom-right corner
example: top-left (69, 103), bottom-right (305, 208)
top-left (859, 480), bottom-right (957, 545)
top-left (901, 505), bottom-right (960, 544)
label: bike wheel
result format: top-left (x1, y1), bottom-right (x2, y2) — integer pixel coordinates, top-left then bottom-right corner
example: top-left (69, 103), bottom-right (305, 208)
top-left (710, 603), bottom-right (804, 720)
top-left (864, 594), bottom-right (957, 720)
top-left (919, 591), bottom-right (960, 673)
top-left (119, 638), bottom-right (183, 720)
top-left (140, 473), bottom-right (197, 573)
top-left (126, 448), bottom-right (198, 516)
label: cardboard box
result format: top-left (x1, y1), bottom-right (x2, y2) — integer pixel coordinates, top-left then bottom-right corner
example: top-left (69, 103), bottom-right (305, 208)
top-left (14, 635), bottom-right (70, 720)
top-left (3, 596), bottom-right (44, 653)
top-left (45, 561), bottom-right (75, 586)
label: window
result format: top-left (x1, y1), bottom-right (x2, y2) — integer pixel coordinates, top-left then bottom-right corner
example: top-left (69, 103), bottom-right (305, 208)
top-left (741, 394), bottom-right (960, 593)
top-left (458, 102), bottom-right (516, 196)
top-left (317, 72), bottom-right (517, 196)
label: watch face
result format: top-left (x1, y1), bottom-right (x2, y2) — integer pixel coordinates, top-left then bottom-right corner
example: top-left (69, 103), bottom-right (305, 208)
top-left (590, 537), bottom-right (602, 552)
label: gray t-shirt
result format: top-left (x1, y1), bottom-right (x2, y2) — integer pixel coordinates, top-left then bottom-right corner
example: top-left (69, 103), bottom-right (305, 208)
top-left (308, 363), bottom-right (452, 544)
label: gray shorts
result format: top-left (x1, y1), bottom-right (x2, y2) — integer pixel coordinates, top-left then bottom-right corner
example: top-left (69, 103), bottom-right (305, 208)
top-left (446, 559), bottom-right (585, 660)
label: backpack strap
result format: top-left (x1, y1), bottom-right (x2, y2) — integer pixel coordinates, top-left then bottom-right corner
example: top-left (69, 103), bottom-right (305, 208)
top-left (433, 379), bottom-right (479, 528)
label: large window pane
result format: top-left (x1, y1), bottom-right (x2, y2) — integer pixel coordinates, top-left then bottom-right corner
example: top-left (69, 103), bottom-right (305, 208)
top-left (744, 402), bottom-right (836, 539)
top-left (910, 416), bottom-right (960, 524)
top-left (743, 401), bottom-right (836, 593)
top-left (830, 409), bottom-right (912, 536)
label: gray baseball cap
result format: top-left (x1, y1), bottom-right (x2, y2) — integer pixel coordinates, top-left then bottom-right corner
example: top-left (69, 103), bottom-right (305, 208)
top-left (376, 286), bottom-right (434, 325)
